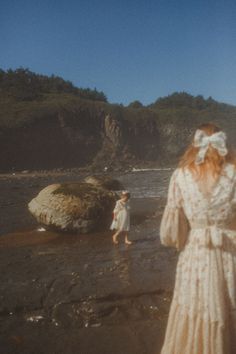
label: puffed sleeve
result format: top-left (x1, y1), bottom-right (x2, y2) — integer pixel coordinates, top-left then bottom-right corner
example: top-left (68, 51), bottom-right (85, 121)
top-left (113, 200), bottom-right (122, 213)
top-left (232, 171), bottom-right (236, 206)
top-left (160, 168), bottom-right (190, 251)
top-left (228, 171), bottom-right (236, 229)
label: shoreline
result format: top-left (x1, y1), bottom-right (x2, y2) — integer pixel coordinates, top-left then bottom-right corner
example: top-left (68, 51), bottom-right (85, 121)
top-left (0, 169), bottom-right (171, 236)
top-left (0, 165), bottom-right (175, 179)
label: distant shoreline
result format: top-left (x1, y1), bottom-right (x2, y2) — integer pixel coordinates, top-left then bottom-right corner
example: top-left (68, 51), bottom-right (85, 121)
top-left (0, 166), bottom-right (175, 178)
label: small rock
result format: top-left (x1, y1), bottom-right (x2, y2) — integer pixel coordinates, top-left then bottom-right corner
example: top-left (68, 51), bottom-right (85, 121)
top-left (37, 227), bottom-right (46, 232)
top-left (26, 315), bottom-right (44, 322)
top-left (91, 323), bottom-right (102, 327)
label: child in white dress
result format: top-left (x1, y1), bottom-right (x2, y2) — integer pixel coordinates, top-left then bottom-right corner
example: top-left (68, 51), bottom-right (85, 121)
top-left (110, 190), bottom-right (132, 245)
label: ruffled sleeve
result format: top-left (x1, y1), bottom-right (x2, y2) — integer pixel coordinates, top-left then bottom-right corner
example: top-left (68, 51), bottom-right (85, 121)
top-left (160, 168), bottom-right (190, 251)
top-left (228, 171), bottom-right (236, 228)
top-left (232, 171), bottom-right (236, 206)
top-left (113, 200), bottom-right (122, 213)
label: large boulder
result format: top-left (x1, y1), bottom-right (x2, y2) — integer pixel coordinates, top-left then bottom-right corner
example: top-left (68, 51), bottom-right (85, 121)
top-left (28, 182), bottom-right (117, 233)
top-left (84, 175), bottom-right (124, 190)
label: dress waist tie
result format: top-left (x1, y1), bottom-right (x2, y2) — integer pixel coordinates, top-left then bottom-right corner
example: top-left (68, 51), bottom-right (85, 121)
top-left (190, 221), bottom-right (225, 248)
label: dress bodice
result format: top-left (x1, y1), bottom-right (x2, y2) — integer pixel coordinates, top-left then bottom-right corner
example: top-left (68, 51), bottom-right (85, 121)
top-left (114, 199), bottom-right (130, 212)
top-left (160, 162), bottom-right (236, 250)
top-left (172, 162), bottom-right (236, 227)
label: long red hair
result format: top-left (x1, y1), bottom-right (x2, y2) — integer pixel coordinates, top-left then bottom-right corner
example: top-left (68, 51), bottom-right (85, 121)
top-left (178, 123), bottom-right (236, 179)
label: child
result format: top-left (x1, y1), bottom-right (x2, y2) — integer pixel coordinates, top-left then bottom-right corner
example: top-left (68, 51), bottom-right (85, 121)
top-left (110, 190), bottom-right (132, 245)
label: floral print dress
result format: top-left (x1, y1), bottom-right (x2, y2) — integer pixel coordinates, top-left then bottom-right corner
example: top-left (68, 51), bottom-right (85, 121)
top-left (160, 162), bottom-right (236, 354)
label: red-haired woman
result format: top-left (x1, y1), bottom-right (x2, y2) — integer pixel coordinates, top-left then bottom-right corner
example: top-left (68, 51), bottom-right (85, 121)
top-left (160, 123), bottom-right (236, 354)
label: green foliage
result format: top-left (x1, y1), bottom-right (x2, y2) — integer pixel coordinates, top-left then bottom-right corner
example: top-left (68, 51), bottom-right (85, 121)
top-left (53, 182), bottom-right (98, 197)
top-left (149, 91), bottom-right (230, 111)
top-left (0, 91), bottom-right (107, 129)
top-left (147, 91), bottom-right (236, 130)
top-left (1, 68), bottom-right (236, 133)
top-left (0, 67), bottom-right (107, 102)
top-left (127, 100), bottom-right (144, 109)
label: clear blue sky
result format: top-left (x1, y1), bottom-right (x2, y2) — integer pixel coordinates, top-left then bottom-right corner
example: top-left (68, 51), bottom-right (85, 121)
top-left (1, 0), bottom-right (236, 105)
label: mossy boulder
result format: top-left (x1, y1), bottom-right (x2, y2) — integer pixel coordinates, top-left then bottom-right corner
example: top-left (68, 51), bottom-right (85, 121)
top-left (28, 182), bottom-right (117, 233)
top-left (84, 175), bottom-right (124, 190)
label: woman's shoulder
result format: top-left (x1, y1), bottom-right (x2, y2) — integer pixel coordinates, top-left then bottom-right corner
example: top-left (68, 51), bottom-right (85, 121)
top-left (225, 161), bottom-right (236, 171)
top-left (169, 167), bottom-right (189, 190)
top-left (223, 162), bottom-right (236, 179)
top-left (170, 167), bottom-right (184, 181)
top-left (116, 199), bottom-right (122, 204)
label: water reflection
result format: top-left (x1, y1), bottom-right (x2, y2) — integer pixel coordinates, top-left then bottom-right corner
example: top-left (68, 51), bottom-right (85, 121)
top-left (110, 245), bottom-right (132, 288)
top-left (117, 169), bottom-right (173, 198)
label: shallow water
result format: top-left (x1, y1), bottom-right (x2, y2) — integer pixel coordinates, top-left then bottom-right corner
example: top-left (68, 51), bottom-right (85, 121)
top-left (0, 169), bottom-right (173, 235)
top-left (117, 169), bottom-right (173, 198)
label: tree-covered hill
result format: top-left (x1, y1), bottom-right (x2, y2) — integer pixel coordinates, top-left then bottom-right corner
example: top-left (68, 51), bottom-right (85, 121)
top-left (0, 68), bottom-right (107, 103)
top-left (150, 92), bottom-right (221, 110)
top-left (0, 68), bottom-right (236, 171)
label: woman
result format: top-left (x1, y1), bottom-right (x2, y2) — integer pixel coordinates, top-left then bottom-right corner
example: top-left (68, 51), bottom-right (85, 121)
top-left (160, 123), bottom-right (236, 354)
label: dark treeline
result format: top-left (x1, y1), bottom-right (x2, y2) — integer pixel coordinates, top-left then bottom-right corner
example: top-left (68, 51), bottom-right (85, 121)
top-left (127, 92), bottom-right (233, 113)
top-left (150, 92), bottom-right (226, 110)
top-left (0, 67), bottom-right (107, 102)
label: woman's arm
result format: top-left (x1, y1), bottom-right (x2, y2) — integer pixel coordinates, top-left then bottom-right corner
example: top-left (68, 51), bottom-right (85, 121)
top-left (160, 169), bottom-right (189, 250)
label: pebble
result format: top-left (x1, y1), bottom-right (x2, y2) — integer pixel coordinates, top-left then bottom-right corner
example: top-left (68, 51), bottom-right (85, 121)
top-left (26, 315), bottom-right (44, 322)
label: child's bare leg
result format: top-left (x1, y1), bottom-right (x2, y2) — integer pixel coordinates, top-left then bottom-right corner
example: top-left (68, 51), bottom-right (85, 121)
top-left (112, 230), bottom-right (121, 244)
top-left (125, 232), bottom-right (132, 244)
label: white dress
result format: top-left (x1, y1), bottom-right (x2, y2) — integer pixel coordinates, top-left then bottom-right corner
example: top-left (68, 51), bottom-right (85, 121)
top-left (110, 199), bottom-right (130, 231)
top-left (160, 162), bottom-right (236, 354)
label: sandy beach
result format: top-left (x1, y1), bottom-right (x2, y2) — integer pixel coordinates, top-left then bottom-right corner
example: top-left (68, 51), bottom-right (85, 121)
top-left (0, 169), bottom-right (177, 354)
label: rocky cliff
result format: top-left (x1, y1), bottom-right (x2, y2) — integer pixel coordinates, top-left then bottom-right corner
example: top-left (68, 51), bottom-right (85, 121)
top-left (0, 94), bottom-right (162, 171)
top-left (1, 70), bottom-right (236, 172)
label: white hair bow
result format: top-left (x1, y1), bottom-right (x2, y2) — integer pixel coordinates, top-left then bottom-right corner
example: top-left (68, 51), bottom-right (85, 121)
top-left (193, 129), bottom-right (228, 164)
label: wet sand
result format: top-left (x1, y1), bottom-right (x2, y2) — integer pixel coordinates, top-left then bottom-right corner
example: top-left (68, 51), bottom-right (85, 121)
top-left (0, 170), bottom-right (177, 354)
